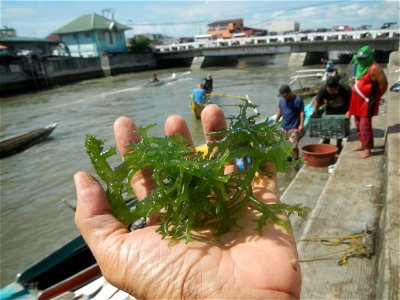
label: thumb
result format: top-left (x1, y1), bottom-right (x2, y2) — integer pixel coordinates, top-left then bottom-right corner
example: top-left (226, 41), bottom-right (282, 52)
top-left (74, 171), bottom-right (128, 251)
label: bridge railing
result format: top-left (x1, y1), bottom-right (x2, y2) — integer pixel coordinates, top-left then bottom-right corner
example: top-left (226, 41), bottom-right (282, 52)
top-left (154, 28), bottom-right (399, 53)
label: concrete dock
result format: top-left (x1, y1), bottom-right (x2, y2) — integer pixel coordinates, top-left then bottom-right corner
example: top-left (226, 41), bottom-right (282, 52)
top-left (281, 50), bottom-right (399, 299)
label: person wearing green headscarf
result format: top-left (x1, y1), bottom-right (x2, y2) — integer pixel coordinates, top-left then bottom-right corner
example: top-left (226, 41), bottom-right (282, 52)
top-left (352, 45), bottom-right (375, 80)
top-left (349, 45), bottom-right (388, 159)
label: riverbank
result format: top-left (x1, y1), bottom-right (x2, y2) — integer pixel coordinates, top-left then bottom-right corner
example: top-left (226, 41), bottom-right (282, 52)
top-left (281, 50), bottom-right (399, 299)
top-left (0, 53), bottom-right (156, 96)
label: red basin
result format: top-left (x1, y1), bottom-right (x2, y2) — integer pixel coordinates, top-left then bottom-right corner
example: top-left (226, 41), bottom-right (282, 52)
top-left (301, 144), bottom-right (338, 168)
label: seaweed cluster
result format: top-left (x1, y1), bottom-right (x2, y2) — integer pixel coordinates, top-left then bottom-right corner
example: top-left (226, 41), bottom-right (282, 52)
top-left (85, 99), bottom-right (309, 243)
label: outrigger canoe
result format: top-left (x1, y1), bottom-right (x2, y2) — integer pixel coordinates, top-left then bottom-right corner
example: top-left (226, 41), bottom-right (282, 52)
top-left (0, 122), bottom-right (58, 159)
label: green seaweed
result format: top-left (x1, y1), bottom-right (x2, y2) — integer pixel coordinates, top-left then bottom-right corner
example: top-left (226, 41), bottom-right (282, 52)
top-left (85, 98), bottom-right (310, 243)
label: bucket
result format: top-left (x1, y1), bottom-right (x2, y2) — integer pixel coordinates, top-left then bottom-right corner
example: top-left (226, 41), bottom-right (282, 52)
top-left (301, 144), bottom-right (338, 168)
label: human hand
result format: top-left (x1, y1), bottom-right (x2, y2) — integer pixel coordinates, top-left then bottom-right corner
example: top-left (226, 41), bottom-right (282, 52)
top-left (74, 104), bottom-right (301, 299)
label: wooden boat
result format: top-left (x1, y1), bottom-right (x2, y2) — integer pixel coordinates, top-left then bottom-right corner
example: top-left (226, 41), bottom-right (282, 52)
top-left (0, 235), bottom-right (99, 299)
top-left (0, 122), bottom-right (58, 158)
top-left (191, 94), bottom-right (258, 120)
top-left (289, 67), bottom-right (349, 100)
top-left (293, 84), bottom-right (321, 99)
top-left (191, 100), bottom-right (206, 119)
top-left (0, 234), bottom-right (136, 299)
top-left (1, 198), bottom-right (139, 299)
top-left (146, 73), bottom-right (177, 87)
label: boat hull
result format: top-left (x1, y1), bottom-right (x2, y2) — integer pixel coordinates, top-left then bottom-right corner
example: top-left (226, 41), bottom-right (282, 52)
top-left (0, 122), bottom-right (57, 158)
top-left (191, 101), bottom-right (206, 119)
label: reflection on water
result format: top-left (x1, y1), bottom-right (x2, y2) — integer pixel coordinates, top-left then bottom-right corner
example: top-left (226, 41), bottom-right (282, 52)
top-left (0, 61), bottom-right (323, 285)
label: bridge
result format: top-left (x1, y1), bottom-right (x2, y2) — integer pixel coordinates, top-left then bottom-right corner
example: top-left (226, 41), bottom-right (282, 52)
top-left (154, 28), bottom-right (400, 68)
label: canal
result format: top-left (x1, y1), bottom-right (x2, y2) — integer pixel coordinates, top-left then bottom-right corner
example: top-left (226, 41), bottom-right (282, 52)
top-left (0, 54), bottom-right (331, 285)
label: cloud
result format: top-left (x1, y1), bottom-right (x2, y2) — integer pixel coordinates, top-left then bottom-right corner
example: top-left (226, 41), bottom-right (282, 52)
top-left (2, 5), bottom-right (36, 18)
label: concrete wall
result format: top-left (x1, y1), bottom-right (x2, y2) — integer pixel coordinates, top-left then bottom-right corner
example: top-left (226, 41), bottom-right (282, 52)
top-left (376, 50), bottom-right (400, 300)
top-left (288, 51), bottom-right (328, 66)
top-left (0, 53), bottom-right (156, 96)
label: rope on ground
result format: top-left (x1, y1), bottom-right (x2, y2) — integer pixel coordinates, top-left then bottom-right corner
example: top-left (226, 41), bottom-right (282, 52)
top-left (298, 229), bottom-right (375, 265)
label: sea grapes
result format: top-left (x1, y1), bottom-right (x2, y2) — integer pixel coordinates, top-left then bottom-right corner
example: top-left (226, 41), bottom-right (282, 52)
top-left (85, 98), bottom-right (309, 243)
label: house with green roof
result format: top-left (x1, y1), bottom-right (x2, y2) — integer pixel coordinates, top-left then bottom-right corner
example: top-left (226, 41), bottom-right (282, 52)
top-left (53, 13), bottom-right (131, 57)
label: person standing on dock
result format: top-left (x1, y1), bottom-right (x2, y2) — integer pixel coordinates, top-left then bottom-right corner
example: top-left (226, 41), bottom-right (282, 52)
top-left (275, 85), bottom-right (305, 160)
top-left (349, 45), bottom-right (388, 159)
top-left (312, 76), bottom-right (351, 152)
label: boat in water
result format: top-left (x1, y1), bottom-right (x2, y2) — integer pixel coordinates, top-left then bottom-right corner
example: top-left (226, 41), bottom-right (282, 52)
top-left (191, 100), bottom-right (206, 119)
top-left (0, 233), bottom-right (137, 300)
top-left (0, 122), bottom-right (58, 158)
top-left (146, 73), bottom-right (177, 87)
top-left (289, 67), bottom-right (349, 100)
top-left (1, 199), bottom-right (139, 299)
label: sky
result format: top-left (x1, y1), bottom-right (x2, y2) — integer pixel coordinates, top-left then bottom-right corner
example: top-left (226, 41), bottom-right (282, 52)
top-left (1, 0), bottom-right (399, 39)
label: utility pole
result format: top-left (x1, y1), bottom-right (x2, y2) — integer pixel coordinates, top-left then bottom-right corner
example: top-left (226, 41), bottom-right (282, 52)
top-left (102, 8), bottom-right (115, 20)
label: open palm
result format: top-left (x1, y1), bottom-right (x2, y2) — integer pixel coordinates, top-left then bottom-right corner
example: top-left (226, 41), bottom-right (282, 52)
top-left (75, 104), bottom-right (301, 299)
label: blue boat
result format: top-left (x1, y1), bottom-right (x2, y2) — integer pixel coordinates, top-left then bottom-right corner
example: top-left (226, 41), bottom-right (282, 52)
top-left (0, 235), bottom-right (99, 299)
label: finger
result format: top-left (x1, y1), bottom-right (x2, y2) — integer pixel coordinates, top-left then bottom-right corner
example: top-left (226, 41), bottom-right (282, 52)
top-left (113, 116), bottom-right (155, 201)
top-left (201, 104), bottom-right (236, 172)
top-left (201, 104), bottom-right (227, 142)
top-left (114, 116), bottom-right (140, 157)
top-left (164, 114), bottom-right (194, 147)
top-left (74, 171), bottom-right (128, 251)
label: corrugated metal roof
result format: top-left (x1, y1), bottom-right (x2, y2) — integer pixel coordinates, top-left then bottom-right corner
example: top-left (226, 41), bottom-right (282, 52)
top-left (0, 36), bottom-right (59, 44)
top-left (208, 18), bottom-right (243, 27)
top-left (53, 13), bottom-right (131, 34)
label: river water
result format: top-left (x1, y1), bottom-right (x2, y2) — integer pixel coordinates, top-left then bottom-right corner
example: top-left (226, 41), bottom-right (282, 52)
top-left (0, 54), bottom-right (329, 286)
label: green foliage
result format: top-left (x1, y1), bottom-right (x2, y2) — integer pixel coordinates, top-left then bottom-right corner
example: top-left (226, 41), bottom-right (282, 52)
top-left (127, 35), bottom-right (152, 54)
top-left (85, 98), bottom-right (310, 243)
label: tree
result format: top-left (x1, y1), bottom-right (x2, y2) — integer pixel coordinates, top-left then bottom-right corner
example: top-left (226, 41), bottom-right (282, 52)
top-left (127, 35), bottom-right (152, 54)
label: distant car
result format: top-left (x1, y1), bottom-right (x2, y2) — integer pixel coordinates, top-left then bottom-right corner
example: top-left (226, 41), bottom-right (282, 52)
top-left (332, 25), bottom-right (353, 32)
top-left (358, 25), bottom-right (372, 30)
top-left (378, 22), bottom-right (399, 38)
top-left (381, 22), bottom-right (397, 29)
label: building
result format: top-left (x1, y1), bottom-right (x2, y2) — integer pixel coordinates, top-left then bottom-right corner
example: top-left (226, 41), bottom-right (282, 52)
top-left (207, 19), bottom-right (244, 39)
top-left (207, 18), bottom-right (266, 39)
top-left (0, 36), bottom-right (60, 56)
top-left (0, 26), bottom-right (17, 38)
top-left (53, 13), bottom-right (131, 57)
top-left (266, 20), bottom-right (300, 34)
top-left (139, 33), bottom-right (181, 45)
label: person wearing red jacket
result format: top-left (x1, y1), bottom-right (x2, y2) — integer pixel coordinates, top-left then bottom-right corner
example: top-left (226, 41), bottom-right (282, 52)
top-left (349, 45), bottom-right (388, 159)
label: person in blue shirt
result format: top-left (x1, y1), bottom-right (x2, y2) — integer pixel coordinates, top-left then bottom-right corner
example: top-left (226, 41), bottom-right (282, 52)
top-left (192, 83), bottom-right (206, 104)
top-left (275, 85), bottom-right (305, 160)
